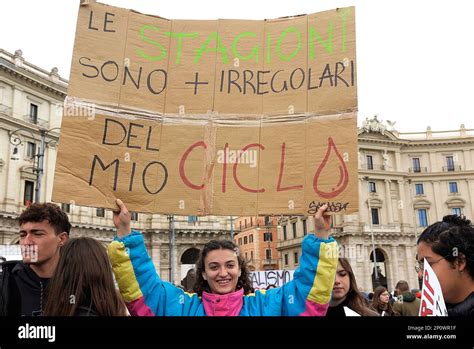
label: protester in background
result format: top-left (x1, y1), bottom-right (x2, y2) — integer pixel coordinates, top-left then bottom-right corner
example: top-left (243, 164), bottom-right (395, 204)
top-left (371, 286), bottom-right (398, 316)
top-left (0, 203), bottom-right (70, 316)
top-left (368, 292), bottom-right (374, 302)
top-left (417, 215), bottom-right (474, 316)
top-left (43, 237), bottom-right (127, 316)
top-left (326, 257), bottom-right (378, 317)
top-left (411, 289), bottom-right (421, 299)
top-left (393, 280), bottom-right (421, 316)
top-left (108, 199), bottom-right (338, 316)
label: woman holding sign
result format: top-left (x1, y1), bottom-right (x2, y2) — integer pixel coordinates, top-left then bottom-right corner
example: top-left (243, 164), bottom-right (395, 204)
top-left (108, 199), bottom-right (338, 316)
top-left (417, 215), bottom-right (474, 316)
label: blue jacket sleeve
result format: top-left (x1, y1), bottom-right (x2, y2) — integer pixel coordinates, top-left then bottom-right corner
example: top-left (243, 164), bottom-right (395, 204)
top-left (107, 231), bottom-right (204, 316)
top-left (242, 234), bottom-right (338, 316)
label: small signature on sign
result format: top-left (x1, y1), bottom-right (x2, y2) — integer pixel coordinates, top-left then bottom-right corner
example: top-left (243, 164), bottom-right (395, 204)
top-left (307, 201), bottom-right (349, 214)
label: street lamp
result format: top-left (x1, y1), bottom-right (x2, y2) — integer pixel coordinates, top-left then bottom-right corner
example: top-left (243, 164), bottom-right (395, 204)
top-left (408, 179), bottom-right (423, 289)
top-left (9, 127), bottom-right (60, 203)
top-left (407, 179), bottom-right (418, 244)
top-left (364, 176), bottom-right (379, 288)
top-left (167, 215), bottom-right (176, 284)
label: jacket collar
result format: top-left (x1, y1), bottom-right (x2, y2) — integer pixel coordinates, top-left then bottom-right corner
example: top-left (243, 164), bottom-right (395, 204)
top-left (447, 292), bottom-right (474, 316)
top-left (202, 288), bottom-right (244, 316)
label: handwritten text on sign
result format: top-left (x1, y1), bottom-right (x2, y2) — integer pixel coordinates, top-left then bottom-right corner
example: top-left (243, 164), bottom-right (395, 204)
top-left (52, 3), bottom-right (359, 216)
top-left (250, 270), bottom-right (295, 289)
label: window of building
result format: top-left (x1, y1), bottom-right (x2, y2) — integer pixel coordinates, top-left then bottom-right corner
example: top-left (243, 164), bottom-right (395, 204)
top-left (283, 225), bottom-right (287, 240)
top-left (415, 183), bottom-right (424, 195)
top-left (238, 238), bottom-right (242, 245)
top-left (244, 236), bottom-right (248, 244)
top-left (250, 251), bottom-right (253, 260)
top-left (412, 158), bottom-right (421, 172)
top-left (292, 222), bottom-right (297, 238)
top-left (446, 156), bottom-right (455, 171)
top-left (249, 234), bottom-right (253, 243)
top-left (418, 209), bottom-right (428, 227)
top-left (61, 203), bottom-right (70, 213)
top-left (131, 212), bottom-right (138, 221)
top-left (302, 220), bottom-right (307, 235)
top-left (452, 208), bottom-right (462, 216)
top-left (366, 155), bottom-right (374, 170)
top-left (26, 142), bottom-right (36, 159)
top-left (369, 181), bottom-right (376, 193)
top-left (371, 208), bottom-right (380, 225)
top-left (265, 249), bottom-right (272, 260)
top-left (24, 181), bottom-right (34, 205)
top-left (187, 215), bottom-right (198, 223)
top-left (284, 254), bottom-right (289, 266)
top-left (96, 208), bottom-right (105, 217)
top-left (245, 252), bottom-right (248, 260)
top-left (264, 216), bottom-right (270, 226)
top-left (29, 103), bottom-right (38, 124)
top-left (264, 232), bottom-right (272, 242)
top-left (294, 252), bottom-right (299, 265)
top-left (449, 182), bottom-right (458, 193)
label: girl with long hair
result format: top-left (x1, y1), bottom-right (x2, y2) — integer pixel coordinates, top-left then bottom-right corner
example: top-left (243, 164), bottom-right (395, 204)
top-left (43, 237), bottom-right (127, 316)
top-left (370, 285), bottom-right (398, 316)
top-left (326, 257), bottom-right (378, 316)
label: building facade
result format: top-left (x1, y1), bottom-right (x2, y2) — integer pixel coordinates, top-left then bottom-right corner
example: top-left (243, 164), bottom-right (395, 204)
top-left (233, 216), bottom-right (280, 271)
top-left (278, 117), bottom-right (474, 293)
top-left (0, 48), bottom-right (232, 285)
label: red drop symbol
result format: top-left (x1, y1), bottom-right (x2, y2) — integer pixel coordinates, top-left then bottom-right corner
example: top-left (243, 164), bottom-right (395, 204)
top-left (313, 137), bottom-right (349, 199)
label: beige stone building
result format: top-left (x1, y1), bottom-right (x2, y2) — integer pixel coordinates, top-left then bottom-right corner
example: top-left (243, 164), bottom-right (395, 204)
top-left (278, 116), bottom-right (474, 293)
top-left (0, 48), bottom-right (232, 285)
top-left (233, 216), bottom-right (280, 271)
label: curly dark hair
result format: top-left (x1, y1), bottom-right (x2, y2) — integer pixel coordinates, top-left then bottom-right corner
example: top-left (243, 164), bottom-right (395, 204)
top-left (418, 214), bottom-right (474, 279)
top-left (18, 203), bottom-right (71, 235)
top-left (417, 215), bottom-right (471, 244)
top-left (192, 240), bottom-right (254, 296)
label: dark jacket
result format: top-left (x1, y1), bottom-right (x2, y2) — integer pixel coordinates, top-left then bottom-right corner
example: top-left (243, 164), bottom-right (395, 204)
top-left (447, 292), bottom-right (474, 317)
top-left (392, 292), bottom-right (421, 316)
top-left (0, 260), bottom-right (49, 316)
top-left (75, 305), bottom-right (98, 316)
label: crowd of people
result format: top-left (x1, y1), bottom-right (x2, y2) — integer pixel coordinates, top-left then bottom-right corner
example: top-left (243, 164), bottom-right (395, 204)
top-left (0, 200), bottom-right (473, 317)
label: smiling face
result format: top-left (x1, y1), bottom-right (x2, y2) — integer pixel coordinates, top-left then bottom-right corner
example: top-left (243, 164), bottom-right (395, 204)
top-left (202, 248), bottom-right (241, 295)
top-left (331, 262), bottom-right (351, 305)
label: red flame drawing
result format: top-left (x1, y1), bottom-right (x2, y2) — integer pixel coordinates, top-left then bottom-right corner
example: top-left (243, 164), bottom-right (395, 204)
top-left (313, 137), bottom-right (349, 199)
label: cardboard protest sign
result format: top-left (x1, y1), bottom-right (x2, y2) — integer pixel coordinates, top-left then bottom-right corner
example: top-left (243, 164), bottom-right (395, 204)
top-left (53, 2), bottom-right (359, 216)
top-left (419, 258), bottom-right (448, 316)
top-left (250, 270), bottom-right (294, 289)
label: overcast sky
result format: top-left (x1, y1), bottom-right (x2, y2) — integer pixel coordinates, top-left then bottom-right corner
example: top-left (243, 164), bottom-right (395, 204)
top-left (1, 0), bottom-right (473, 133)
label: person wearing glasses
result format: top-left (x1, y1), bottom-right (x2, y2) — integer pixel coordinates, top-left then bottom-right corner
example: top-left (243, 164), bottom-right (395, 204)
top-left (416, 215), bottom-right (474, 316)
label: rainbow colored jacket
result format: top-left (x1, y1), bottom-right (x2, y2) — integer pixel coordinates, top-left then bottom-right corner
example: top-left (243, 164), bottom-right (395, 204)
top-left (108, 231), bottom-right (338, 316)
